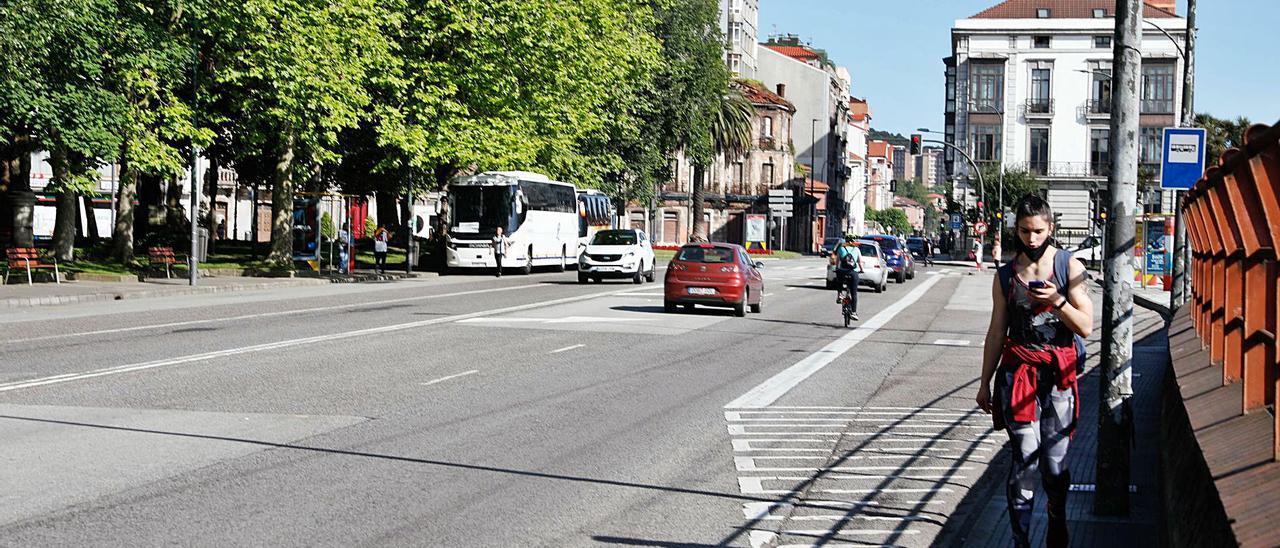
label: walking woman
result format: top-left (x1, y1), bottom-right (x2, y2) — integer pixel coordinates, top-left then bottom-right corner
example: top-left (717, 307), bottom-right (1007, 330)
top-left (976, 195), bottom-right (1093, 548)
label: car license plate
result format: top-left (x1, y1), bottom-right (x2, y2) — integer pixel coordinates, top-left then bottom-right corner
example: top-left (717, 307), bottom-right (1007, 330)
top-left (596, 266), bottom-right (617, 272)
top-left (688, 287), bottom-right (716, 295)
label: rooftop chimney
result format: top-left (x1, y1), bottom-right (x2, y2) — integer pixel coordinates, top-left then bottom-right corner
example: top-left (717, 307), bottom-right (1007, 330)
top-left (775, 83), bottom-right (786, 98)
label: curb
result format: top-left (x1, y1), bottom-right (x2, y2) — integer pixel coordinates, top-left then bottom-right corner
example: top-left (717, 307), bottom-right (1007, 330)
top-left (1, 278), bottom-right (331, 310)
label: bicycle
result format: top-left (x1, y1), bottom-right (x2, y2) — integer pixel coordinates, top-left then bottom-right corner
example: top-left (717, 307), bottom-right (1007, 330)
top-left (837, 287), bottom-right (855, 327)
top-left (834, 271), bottom-right (859, 327)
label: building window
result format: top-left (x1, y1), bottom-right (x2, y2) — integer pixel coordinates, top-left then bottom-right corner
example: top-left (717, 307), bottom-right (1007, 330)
top-left (1141, 63), bottom-right (1175, 113)
top-left (732, 162), bottom-right (745, 194)
top-left (971, 124), bottom-right (1002, 163)
top-left (763, 163), bottom-right (775, 187)
top-left (1036, 8), bottom-right (1051, 18)
top-left (1090, 68), bottom-right (1112, 113)
top-left (969, 63), bottom-right (1004, 112)
top-left (1139, 127), bottom-right (1163, 172)
top-left (1029, 127), bottom-right (1050, 175)
top-left (762, 116), bottom-right (773, 139)
top-left (1094, 36), bottom-right (1112, 49)
top-left (1090, 128), bottom-right (1111, 176)
top-left (1093, 8), bottom-right (1107, 18)
top-left (1029, 68), bottom-right (1051, 112)
top-left (1033, 36), bottom-right (1051, 49)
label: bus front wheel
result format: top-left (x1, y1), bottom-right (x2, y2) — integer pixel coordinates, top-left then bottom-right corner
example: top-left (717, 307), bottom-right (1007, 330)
top-left (521, 247), bottom-right (533, 275)
top-left (557, 246), bottom-right (566, 272)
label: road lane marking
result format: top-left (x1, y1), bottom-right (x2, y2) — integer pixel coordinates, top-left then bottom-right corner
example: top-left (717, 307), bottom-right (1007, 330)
top-left (724, 275), bottom-right (944, 408)
top-left (3, 283), bottom-right (548, 345)
top-left (419, 370), bottom-right (479, 387)
top-left (550, 344), bottom-right (586, 354)
top-left (0, 286), bottom-right (638, 393)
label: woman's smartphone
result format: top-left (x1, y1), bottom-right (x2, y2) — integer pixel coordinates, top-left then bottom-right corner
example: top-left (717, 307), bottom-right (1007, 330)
top-left (1028, 280), bottom-right (1048, 289)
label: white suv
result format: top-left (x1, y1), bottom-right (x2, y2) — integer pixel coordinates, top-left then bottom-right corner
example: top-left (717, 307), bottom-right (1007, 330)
top-left (578, 229), bottom-right (656, 284)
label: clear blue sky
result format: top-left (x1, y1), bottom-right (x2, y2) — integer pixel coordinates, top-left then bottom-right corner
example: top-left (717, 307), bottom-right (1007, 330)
top-left (758, 0), bottom-right (1278, 137)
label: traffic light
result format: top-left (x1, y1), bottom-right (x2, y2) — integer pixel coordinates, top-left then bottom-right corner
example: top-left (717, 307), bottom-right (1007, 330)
top-left (889, 179), bottom-right (897, 193)
top-left (910, 134), bottom-right (922, 155)
top-left (976, 200), bottom-right (983, 210)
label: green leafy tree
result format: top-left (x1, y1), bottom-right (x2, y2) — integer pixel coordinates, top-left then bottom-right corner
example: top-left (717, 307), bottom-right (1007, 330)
top-left (692, 87), bottom-right (752, 242)
top-left (1195, 113), bottom-right (1253, 167)
top-left (974, 164), bottom-right (1043, 219)
top-left (206, 0), bottom-right (398, 264)
top-left (867, 208), bottom-right (911, 236)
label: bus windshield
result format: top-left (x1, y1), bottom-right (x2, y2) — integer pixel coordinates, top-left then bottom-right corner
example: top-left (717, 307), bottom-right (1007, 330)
top-left (450, 186), bottom-right (514, 236)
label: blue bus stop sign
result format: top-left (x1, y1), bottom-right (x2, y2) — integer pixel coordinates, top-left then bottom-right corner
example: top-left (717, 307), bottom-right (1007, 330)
top-left (1161, 127), bottom-right (1207, 190)
top-left (950, 214), bottom-right (962, 230)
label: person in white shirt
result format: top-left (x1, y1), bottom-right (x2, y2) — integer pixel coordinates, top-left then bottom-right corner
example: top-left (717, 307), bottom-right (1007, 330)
top-left (373, 225), bottom-right (389, 273)
top-left (492, 226), bottom-right (510, 277)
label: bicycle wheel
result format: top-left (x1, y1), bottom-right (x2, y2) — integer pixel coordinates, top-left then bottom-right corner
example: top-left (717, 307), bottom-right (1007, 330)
top-left (843, 302), bottom-right (852, 328)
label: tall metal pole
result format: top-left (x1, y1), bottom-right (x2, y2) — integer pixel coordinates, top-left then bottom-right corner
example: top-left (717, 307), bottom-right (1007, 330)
top-left (1096, 0), bottom-right (1140, 516)
top-left (189, 152), bottom-right (200, 286)
top-left (810, 118), bottom-right (819, 253)
top-left (1172, 0), bottom-right (1196, 310)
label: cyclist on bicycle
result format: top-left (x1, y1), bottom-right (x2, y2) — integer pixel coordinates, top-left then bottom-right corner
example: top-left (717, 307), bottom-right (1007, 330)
top-left (832, 234), bottom-right (862, 321)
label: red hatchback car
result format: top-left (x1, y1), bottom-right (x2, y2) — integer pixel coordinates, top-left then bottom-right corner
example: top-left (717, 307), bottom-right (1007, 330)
top-left (663, 243), bottom-right (764, 317)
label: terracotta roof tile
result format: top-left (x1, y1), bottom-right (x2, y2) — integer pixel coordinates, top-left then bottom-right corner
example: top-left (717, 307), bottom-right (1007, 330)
top-left (733, 80), bottom-right (795, 112)
top-left (971, 0), bottom-right (1178, 19)
top-left (762, 44), bottom-right (821, 63)
top-left (868, 141), bottom-right (892, 158)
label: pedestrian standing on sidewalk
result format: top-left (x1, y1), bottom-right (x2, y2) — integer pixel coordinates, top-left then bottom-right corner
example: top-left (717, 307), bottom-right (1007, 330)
top-left (373, 225), bottom-right (389, 273)
top-left (976, 195), bottom-right (1093, 548)
top-left (973, 238), bottom-right (985, 271)
top-left (337, 223), bottom-right (351, 275)
top-left (492, 226), bottom-right (509, 277)
top-left (992, 237), bottom-right (1003, 268)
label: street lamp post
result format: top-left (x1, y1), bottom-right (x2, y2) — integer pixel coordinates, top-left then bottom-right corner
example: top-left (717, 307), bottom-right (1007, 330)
top-left (810, 118), bottom-right (820, 252)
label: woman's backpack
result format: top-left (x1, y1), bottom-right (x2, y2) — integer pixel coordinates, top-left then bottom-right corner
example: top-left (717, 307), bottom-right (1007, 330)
top-left (997, 249), bottom-right (1089, 373)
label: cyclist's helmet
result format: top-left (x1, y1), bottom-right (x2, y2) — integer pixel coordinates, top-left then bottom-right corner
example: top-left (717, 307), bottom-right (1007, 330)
top-left (844, 233), bottom-right (856, 242)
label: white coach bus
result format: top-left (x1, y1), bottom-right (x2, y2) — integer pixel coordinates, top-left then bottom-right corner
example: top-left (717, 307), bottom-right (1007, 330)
top-left (444, 171), bottom-right (577, 274)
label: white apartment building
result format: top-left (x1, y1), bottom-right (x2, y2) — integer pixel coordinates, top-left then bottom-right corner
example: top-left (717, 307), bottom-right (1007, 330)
top-left (944, 0), bottom-right (1186, 246)
top-left (720, 0), bottom-right (759, 78)
top-left (844, 97), bottom-right (871, 235)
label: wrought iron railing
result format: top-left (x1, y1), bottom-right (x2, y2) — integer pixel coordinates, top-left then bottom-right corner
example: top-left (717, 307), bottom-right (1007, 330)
top-left (1022, 98), bottom-right (1054, 117)
top-left (1005, 161), bottom-right (1110, 177)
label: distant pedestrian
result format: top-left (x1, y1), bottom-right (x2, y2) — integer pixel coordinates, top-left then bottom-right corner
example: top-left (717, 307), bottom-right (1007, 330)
top-left (373, 225), bottom-right (389, 273)
top-left (492, 226), bottom-right (510, 277)
top-left (337, 223), bottom-right (351, 274)
top-left (976, 195), bottom-right (1093, 548)
top-left (973, 238), bottom-right (985, 272)
top-left (992, 238), bottom-right (1003, 268)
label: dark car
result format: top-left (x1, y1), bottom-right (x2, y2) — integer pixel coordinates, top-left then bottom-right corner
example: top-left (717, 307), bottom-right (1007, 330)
top-left (867, 234), bottom-right (915, 283)
top-left (664, 243), bottom-right (764, 317)
top-left (906, 236), bottom-right (932, 263)
top-left (819, 237), bottom-right (843, 258)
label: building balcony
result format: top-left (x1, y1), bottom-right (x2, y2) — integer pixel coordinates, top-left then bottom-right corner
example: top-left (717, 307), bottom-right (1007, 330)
top-left (967, 99), bottom-right (1003, 114)
top-left (1083, 99), bottom-right (1111, 119)
top-left (1141, 99), bottom-right (1175, 114)
top-left (1021, 98), bottom-right (1054, 118)
top-left (1007, 161), bottom-right (1110, 178)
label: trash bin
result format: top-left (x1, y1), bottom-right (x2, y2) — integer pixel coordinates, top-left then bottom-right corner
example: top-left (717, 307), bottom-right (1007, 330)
top-left (194, 227), bottom-right (209, 262)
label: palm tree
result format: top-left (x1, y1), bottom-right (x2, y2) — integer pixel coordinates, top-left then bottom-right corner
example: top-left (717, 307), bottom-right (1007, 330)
top-left (690, 88), bottom-right (753, 242)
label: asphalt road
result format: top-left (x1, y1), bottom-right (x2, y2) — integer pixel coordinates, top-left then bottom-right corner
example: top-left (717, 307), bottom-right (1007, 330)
top-left (0, 259), bottom-right (1002, 547)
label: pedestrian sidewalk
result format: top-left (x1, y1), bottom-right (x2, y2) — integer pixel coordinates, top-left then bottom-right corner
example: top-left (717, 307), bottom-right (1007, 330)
top-left (938, 305), bottom-right (1169, 547)
top-left (0, 268), bottom-right (425, 309)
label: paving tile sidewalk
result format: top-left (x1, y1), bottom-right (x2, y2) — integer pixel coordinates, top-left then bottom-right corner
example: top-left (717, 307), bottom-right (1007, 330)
top-left (939, 306), bottom-right (1169, 547)
top-left (0, 268), bottom-right (425, 309)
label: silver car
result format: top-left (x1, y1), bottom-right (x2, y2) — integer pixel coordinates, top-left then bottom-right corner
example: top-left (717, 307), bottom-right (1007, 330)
top-left (826, 240), bottom-right (889, 293)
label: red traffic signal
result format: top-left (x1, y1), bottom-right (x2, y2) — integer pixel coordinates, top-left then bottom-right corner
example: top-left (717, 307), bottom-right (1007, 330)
top-left (976, 200), bottom-right (984, 209)
top-left (910, 134), bottom-right (922, 155)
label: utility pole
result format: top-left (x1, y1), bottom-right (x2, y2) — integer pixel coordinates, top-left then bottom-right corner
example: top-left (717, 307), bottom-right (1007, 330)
top-left (1096, 0), bottom-right (1140, 516)
top-left (1172, 0), bottom-right (1196, 310)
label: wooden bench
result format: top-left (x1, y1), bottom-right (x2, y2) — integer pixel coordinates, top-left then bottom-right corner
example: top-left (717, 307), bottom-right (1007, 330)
top-left (146, 246), bottom-right (185, 279)
top-left (4, 247), bottom-right (60, 285)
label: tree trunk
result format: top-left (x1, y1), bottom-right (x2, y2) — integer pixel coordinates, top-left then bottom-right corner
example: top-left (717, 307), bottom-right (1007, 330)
top-left (7, 134), bottom-right (35, 247)
top-left (204, 156), bottom-right (220, 252)
top-left (165, 172), bottom-right (185, 227)
top-left (375, 190), bottom-right (397, 232)
top-left (112, 150), bottom-right (137, 262)
top-left (82, 195), bottom-right (99, 240)
top-left (49, 148), bottom-right (77, 262)
top-left (690, 164), bottom-right (708, 243)
top-left (267, 130), bottom-right (296, 264)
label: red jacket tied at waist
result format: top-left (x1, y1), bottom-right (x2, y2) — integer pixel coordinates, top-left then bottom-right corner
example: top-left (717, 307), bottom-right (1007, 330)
top-left (995, 340), bottom-right (1079, 426)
